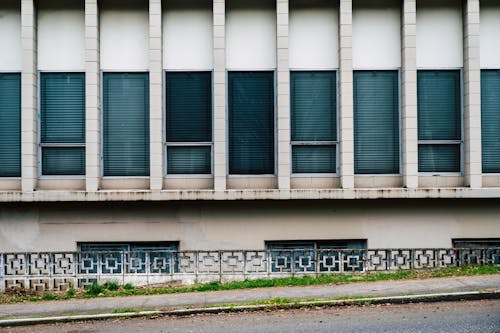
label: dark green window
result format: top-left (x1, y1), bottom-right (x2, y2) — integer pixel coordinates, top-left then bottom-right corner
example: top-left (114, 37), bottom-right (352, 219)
top-left (354, 71), bottom-right (399, 174)
top-left (0, 73), bottom-right (21, 177)
top-left (166, 72), bottom-right (211, 174)
top-left (417, 70), bottom-right (461, 173)
top-left (103, 73), bottom-right (149, 176)
top-left (40, 73), bottom-right (85, 175)
top-left (291, 71), bottom-right (336, 174)
top-left (228, 71), bottom-right (274, 175)
top-left (481, 70), bottom-right (500, 173)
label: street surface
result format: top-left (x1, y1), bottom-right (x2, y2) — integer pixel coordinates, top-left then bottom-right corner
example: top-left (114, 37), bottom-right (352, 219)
top-left (2, 299), bottom-right (499, 333)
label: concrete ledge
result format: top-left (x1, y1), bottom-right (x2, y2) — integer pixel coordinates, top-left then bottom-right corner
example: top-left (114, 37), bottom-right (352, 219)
top-left (0, 187), bottom-right (500, 202)
top-left (0, 290), bottom-right (498, 327)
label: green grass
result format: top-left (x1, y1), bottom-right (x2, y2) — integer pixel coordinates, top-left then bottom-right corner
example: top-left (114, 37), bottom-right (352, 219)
top-left (0, 265), bottom-right (498, 304)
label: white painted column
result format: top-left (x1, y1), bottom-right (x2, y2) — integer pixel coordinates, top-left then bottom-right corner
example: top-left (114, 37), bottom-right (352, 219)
top-left (277, 0), bottom-right (290, 191)
top-left (339, 0), bottom-right (354, 189)
top-left (402, 0), bottom-right (418, 189)
top-left (21, 0), bottom-right (37, 192)
top-left (463, 0), bottom-right (482, 188)
top-left (149, 0), bottom-right (163, 190)
top-left (213, 0), bottom-right (226, 192)
top-left (85, 0), bottom-right (101, 191)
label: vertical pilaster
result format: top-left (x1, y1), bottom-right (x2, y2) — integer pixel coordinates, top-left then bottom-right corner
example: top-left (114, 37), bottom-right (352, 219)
top-left (85, 0), bottom-right (101, 191)
top-left (463, 0), bottom-right (482, 188)
top-left (21, 0), bottom-right (37, 192)
top-left (277, 0), bottom-right (290, 191)
top-left (213, 0), bottom-right (226, 191)
top-left (402, 0), bottom-right (418, 188)
top-left (149, 0), bottom-right (164, 190)
top-left (339, 0), bottom-right (354, 189)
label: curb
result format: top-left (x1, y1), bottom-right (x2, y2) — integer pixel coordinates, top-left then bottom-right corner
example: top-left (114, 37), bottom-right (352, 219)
top-left (0, 290), bottom-right (499, 327)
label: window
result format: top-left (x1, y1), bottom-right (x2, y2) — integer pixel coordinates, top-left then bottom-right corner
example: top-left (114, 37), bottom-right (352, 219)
top-left (291, 71), bottom-right (337, 174)
top-left (165, 72), bottom-right (212, 175)
top-left (79, 242), bottom-right (179, 274)
top-left (228, 71), bottom-right (275, 175)
top-left (266, 240), bottom-right (366, 272)
top-left (481, 70), bottom-right (500, 173)
top-left (0, 73), bottom-right (21, 177)
top-left (103, 72), bottom-right (149, 176)
top-left (40, 73), bottom-right (85, 175)
top-left (417, 70), bottom-right (461, 173)
top-left (354, 71), bottom-right (400, 174)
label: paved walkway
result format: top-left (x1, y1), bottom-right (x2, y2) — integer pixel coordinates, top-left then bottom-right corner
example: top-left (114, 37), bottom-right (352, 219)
top-left (0, 275), bottom-right (499, 320)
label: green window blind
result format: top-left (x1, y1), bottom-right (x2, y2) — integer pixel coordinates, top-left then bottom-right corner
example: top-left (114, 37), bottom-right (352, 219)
top-left (354, 71), bottom-right (399, 174)
top-left (166, 72), bottom-right (212, 174)
top-left (103, 73), bottom-right (149, 176)
top-left (291, 71), bottom-right (336, 141)
top-left (417, 70), bottom-right (461, 173)
top-left (481, 70), bottom-right (500, 173)
top-left (0, 73), bottom-right (21, 177)
top-left (418, 71), bottom-right (461, 141)
top-left (228, 71), bottom-right (274, 175)
top-left (40, 73), bottom-right (85, 175)
top-left (291, 71), bottom-right (336, 173)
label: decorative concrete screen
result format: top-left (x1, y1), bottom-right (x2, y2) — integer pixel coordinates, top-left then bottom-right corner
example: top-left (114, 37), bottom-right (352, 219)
top-left (1, 248), bottom-right (499, 293)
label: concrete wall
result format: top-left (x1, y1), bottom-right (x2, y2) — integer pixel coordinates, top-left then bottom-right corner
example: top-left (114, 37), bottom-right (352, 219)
top-left (480, 1), bottom-right (500, 69)
top-left (1, 199), bottom-right (499, 252)
top-left (0, 0), bottom-right (21, 71)
top-left (37, 0), bottom-right (85, 71)
top-left (226, 0), bottom-right (276, 69)
top-left (100, 0), bottom-right (149, 70)
top-left (163, 0), bottom-right (213, 70)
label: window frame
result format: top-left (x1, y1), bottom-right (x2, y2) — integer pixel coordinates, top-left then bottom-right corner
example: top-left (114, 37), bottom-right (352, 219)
top-left (37, 70), bottom-right (86, 178)
top-left (163, 70), bottom-right (214, 178)
top-left (226, 69), bottom-right (277, 177)
top-left (416, 68), bottom-right (464, 176)
top-left (480, 69), bottom-right (500, 174)
top-left (290, 69), bottom-right (339, 176)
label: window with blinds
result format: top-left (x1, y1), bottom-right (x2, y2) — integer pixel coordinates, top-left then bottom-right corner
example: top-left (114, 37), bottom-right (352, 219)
top-left (417, 70), bottom-right (461, 173)
top-left (481, 70), bottom-right (500, 173)
top-left (0, 73), bottom-right (21, 177)
top-left (103, 72), bottom-right (149, 177)
top-left (291, 71), bottom-right (336, 174)
top-left (354, 70), bottom-right (400, 174)
top-left (165, 72), bottom-right (212, 175)
top-left (228, 71), bottom-right (275, 175)
top-left (40, 72), bottom-right (85, 175)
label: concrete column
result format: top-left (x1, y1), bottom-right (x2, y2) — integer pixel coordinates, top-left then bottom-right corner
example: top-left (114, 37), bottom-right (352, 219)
top-left (338, 0), bottom-right (354, 189)
top-left (21, 0), bottom-right (37, 192)
top-left (277, 0), bottom-right (290, 191)
top-left (213, 0), bottom-right (226, 191)
top-left (149, 0), bottom-right (164, 190)
top-left (463, 0), bottom-right (482, 188)
top-left (85, 0), bottom-right (101, 191)
top-left (402, 0), bottom-right (418, 189)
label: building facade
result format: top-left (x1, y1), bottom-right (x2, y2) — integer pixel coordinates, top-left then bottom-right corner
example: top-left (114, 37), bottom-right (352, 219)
top-left (0, 0), bottom-right (499, 253)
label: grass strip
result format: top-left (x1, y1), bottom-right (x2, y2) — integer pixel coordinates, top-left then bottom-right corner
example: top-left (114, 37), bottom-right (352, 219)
top-left (1, 265), bottom-right (498, 304)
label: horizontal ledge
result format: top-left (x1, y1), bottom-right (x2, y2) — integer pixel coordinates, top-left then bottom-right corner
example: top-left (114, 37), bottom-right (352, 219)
top-left (0, 188), bottom-right (499, 202)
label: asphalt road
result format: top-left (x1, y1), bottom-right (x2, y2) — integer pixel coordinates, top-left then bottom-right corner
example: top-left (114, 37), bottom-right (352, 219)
top-left (2, 299), bottom-right (499, 333)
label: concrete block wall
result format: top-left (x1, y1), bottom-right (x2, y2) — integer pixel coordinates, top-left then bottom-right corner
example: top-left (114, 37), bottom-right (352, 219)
top-left (1, 0), bottom-right (497, 199)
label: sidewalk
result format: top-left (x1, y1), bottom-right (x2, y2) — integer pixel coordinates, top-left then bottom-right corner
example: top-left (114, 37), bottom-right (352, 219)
top-left (0, 274), bottom-right (499, 324)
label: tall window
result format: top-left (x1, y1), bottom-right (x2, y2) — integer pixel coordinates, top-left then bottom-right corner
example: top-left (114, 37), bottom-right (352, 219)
top-left (417, 70), bottom-right (461, 173)
top-left (103, 73), bottom-right (149, 176)
top-left (228, 71), bottom-right (274, 175)
top-left (40, 73), bottom-right (85, 175)
top-left (481, 70), bottom-right (500, 173)
top-left (354, 71), bottom-right (399, 174)
top-left (165, 72), bottom-right (212, 175)
top-left (291, 71), bottom-right (336, 174)
top-left (0, 73), bottom-right (21, 177)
